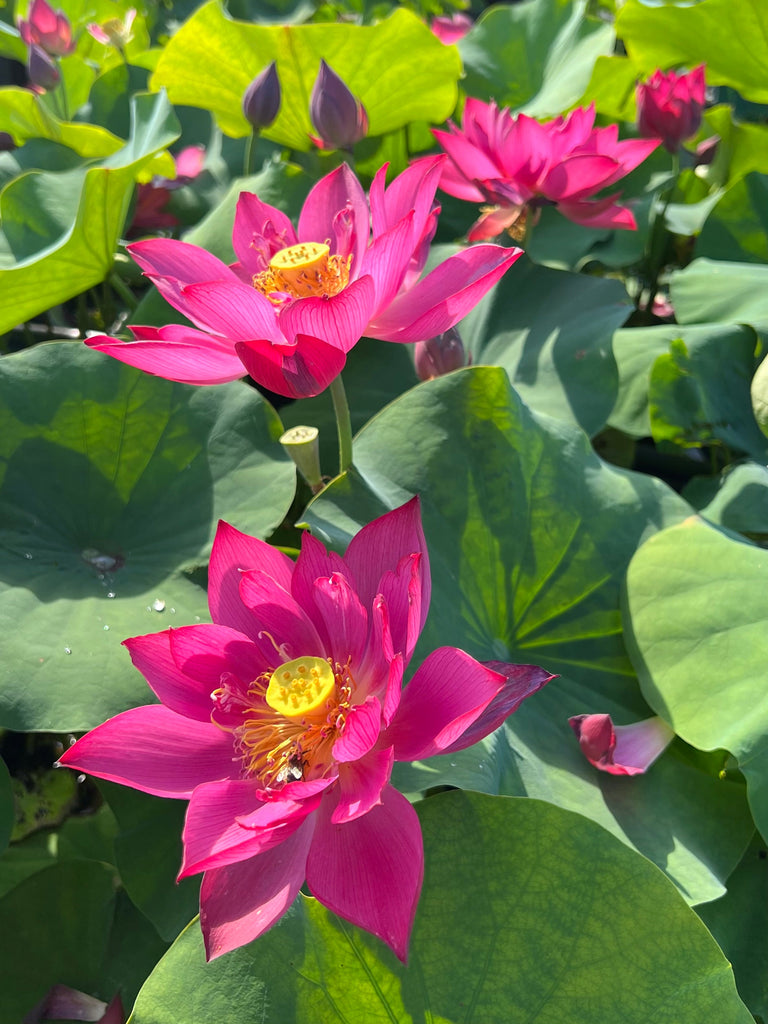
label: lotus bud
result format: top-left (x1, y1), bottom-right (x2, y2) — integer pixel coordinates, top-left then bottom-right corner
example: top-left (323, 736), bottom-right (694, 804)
top-left (0, 132), bottom-right (17, 152)
top-left (310, 59), bottom-right (368, 151)
top-left (242, 61), bottom-right (281, 132)
top-left (18, 0), bottom-right (75, 58)
top-left (414, 327), bottom-right (467, 381)
top-left (27, 43), bottom-right (60, 92)
top-left (636, 65), bottom-right (706, 153)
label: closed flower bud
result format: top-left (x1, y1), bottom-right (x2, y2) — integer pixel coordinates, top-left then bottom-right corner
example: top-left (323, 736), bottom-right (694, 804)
top-left (636, 65), bottom-right (706, 153)
top-left (414, 327), bottom-right (467, 381)
top-left (27, 43), bottom-right (60, 93)
top-left (310, 59), bottom-right (368, 151)
top-left (0, 132), bottom-right (17, 152)
top-left (242, 61), bottom-right (281, 132)
top-left (18, 0), bottom-right (75, 58)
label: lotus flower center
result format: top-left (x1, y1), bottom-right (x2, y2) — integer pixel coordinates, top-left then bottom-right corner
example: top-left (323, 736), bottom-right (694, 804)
top-left (266, 656), bottom-right (336, 719)
top-left (253, 242), bottom-right (351, 304)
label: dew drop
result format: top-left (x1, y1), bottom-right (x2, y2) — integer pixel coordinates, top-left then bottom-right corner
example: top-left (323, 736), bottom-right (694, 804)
top-left (76, 773), bottom-right (86, 784)
top-left (64, 647), bottom-right (72, 655)
top-left (106, 592), bottom-right (116, 599)
top-left (103, 624), bottom-right (110, 631)
top-left (449, 761), bottom-right (457, 768)
top-left (152, 598), bottom-right (166, 612)
top-left (24, 552), bottom-right (33, 560)
top-left (82, 548), bottom-right (118, 572)
top-left (169, 607), bottom-right (176, 614)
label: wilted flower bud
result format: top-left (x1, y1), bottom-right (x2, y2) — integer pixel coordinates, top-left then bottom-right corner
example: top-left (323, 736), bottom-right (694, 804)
top-left (242, 61), bottom-right (281, 132)
top-left (636, 65), bottom-right (706, 153)
top-left (18, 0), bottom-right (75, 58)
top-left (310, 59), bottom-right (368, 151)
top-left (27, 43), bottom-right (60, 92)
top-left (414, 327), bottom-right (467, 381)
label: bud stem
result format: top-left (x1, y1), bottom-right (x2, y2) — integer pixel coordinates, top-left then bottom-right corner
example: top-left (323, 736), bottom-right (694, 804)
top-left (244, 130), bottom-right (258, 177)
top-left (328, 374), bottom-right (353, 476)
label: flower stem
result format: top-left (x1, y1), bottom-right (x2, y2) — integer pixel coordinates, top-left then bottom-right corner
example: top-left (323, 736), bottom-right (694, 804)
top-left (109, 272), bottom-right (138, 313)
top-left (329, 373), bottom-right (353, 476)
top-left (642, 151), bottom-right (680, 312)
top-left (244, 130), bottom-right (258, 177)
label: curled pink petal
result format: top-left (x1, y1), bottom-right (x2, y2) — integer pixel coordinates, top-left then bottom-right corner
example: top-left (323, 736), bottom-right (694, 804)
top-left (569, 713), bottom-right (675, 776)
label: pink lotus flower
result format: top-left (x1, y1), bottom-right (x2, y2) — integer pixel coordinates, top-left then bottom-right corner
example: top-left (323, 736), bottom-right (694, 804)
top-left (87, 160), bottom-right (521, 398)
top-left (637, 66), bottom-right (706, 154)
top-left (430, 13), bottom-right (473, 45)
top-left (432, 99), bottom-right (660, 241)
top-left (18, 0), bottom-right (75, 57)
top-left (87, 8), bottom-right (136, 48)
top-left (568, 713), bottom-right (675, 776)
top-left (59, 500), bottom-right (553, 961)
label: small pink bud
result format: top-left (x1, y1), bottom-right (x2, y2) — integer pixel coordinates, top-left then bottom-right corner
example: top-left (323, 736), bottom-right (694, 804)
top-left (27, 43), bottom-right (60, 92)
top-left (310, 59), bottom-right (368, 151)
top-left (568, 713), bottom-right (675, 776)
top-left (242, 61), bottom-right (281, 132)
top-left (414, 327), bottom-right (467, 381)
top-left (18, 0), bottom-right (75, 57)
top-left (636, 65), bottom-right (706, 153)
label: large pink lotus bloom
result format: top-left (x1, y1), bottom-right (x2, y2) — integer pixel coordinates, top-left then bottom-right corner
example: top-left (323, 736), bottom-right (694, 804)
top-left (18, 0), bottom-right (75, 57)
top-left (59, 499), bottom-right (553, 961)
top-left (568, 713), bottom-right (675, 776)
top-left (87, 160), bottom-right (521, 398)
top-left (636, 66), bottom-right (706, 154)
top-left (432, 99), bottom-right (660, 241)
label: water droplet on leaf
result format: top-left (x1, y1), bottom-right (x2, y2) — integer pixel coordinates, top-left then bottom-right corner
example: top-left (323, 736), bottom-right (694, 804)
top-left (152, 598), bottom-right (165, 612)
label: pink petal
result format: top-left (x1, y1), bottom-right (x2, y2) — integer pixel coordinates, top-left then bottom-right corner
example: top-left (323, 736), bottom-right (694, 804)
top-left (369, 156), bottom-right (444, 241)
top-left (541, 154), bottom-right (622, 201)
top-left (367, 244), bottom-right (522, 342)
top-left (385, 648), bottom-right (507, 761)
top-left (466, 205), bottom-right (524, 242)
top-left (604, 137), bottom-right (660, 183)
top-left (239, 569), bottom-right (327, 662)
top-left (441, 662), bottom-right (555, 753)
top-left (85, 328), bottom-right (245, 385)
top-left (306, 783), bottom-right (422, 962)
top-left (375, 553), bottom-right (424, 663)
top-left (122, 630), bottom-right (216, 722)
top-left (569, 714), bottom-right (675, 776)
top-left (177, 279), bottom-right (285, 344)
top-left (168, 624), bottom-right (267, 689)
top-left (277, 275), bottom-right (375, 353)
top-left (298, 163), bottom-right (370, 277)
top-left (235, 333), bottom-right (348, 399)
top-left (308, 572), bottom-right (367, 667)
top-left (181, 779), bottom-right (321, 878)
top-left (557, 195), bottom-right (637, 230)
top-left (343, 497), bottom-right (431, 640)
top-left (128, 237), bottom-right (237, 288)
top-left (232, 192), bottom-right (298, 276)
top-left (332, 695), bottom-right (382, 763)
top-left (360, 213), bottom-right (419, 317)
top-left (332, 747), bottom-right (394, 824)
top-left (435, 154), bottom-right (487, 203)
top-left (208, 520), bottom-right (295, 635)
top-left (290, 532), bottom-right (351, 633)
top-left (57, 706), bottom-right (234, 797)
top-left (432, 126), bottom-right (502, 187)
top-left (200, 813), bottom-right (316, 960)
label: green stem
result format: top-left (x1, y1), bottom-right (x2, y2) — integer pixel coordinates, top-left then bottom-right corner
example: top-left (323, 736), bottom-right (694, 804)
top-left (109, 272), bottom-right (138, 312)
top-left (244, 130), bottom-right (258, 177)
top-left (642, 151), bottom-right (680, 312)
top-left (329, 374), bottom-right (353, 476)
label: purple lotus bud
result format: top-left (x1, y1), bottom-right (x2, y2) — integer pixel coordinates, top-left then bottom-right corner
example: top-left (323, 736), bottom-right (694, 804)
top-left (242, 61), bottom-right (281, 132)
top-left (694, 134), bottom-right (720, 167)
top-left (0, 132), bottom-right (17, 152)
top-left (310, 59), bottom-right (368, 151)
top-left (27, 43), bottom-right (60, 92)
top-left (414, 327), bottom-right (467, 381)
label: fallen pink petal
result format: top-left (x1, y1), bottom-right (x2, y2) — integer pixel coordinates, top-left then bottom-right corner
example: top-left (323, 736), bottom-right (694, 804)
top-left (568, 714), bottom-right (676, 776)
